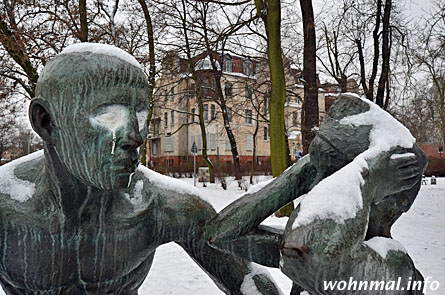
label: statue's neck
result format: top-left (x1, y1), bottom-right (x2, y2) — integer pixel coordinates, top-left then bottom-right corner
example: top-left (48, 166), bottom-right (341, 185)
top-left (43, 144), bottom-right (108, 220)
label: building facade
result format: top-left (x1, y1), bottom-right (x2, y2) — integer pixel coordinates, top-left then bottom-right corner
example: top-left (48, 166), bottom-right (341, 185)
top-left (147, 52), bottom-right (327, 174)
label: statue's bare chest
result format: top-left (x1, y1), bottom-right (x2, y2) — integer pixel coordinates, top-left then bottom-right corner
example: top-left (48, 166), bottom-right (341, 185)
top-left (0, 202), bottom-right (160, 294)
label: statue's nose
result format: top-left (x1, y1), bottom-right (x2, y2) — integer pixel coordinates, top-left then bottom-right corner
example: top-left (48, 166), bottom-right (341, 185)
top-left (121, 117), bottom-right (144, 150)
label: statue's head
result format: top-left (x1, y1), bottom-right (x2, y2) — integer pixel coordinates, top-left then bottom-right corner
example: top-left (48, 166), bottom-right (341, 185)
top-left (29, 43), bottom-right (150, 191)
top-left (309, 94), bottom-right (372, 181)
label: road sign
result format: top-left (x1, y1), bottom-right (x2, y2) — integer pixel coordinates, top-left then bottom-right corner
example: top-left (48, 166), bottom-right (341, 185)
top-left (191, 141), bottom-right (197, 155)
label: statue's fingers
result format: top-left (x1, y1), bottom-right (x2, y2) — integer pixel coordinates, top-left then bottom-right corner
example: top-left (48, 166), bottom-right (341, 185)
top-left (393, 157), bottom-right (418, 169)
top-left (397, 166), bottom-right (421, 180)
top-left (399, 177), bottom-right (420, 191)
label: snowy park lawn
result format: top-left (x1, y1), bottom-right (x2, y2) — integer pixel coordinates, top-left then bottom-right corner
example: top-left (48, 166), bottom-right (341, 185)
top-left (1, 176), bottom-right (443, 294)
top-left (143, 176), bottom-right (445, 295)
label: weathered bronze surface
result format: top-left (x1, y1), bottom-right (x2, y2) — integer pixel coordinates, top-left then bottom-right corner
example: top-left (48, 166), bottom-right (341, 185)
top-left (204, 94), bottom-right (427, 295)
top-left (0, 47), bottom-right (281, 295)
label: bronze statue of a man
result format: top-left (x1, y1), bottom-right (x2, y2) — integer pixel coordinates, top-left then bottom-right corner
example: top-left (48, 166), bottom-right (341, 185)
top-left (0, 44), bottom-right (281, 295)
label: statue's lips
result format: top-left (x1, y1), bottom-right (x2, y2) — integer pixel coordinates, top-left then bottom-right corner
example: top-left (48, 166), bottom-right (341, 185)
top-left (110, 159), bottom-right (139, 174)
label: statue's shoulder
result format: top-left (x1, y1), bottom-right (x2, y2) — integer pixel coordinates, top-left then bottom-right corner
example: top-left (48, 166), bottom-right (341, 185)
top-left (135, 165), bottom-right (215, 215)
top-left (0, 150), bottom-right (44, 206)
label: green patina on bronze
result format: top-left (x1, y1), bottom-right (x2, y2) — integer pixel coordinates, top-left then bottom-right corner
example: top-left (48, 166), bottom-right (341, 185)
top-left (0, 48), bottom-right (282, 295)
top-left (0, 46), bottom-right (429, 295)
top-left (204, 94), bottom-right (428, 295)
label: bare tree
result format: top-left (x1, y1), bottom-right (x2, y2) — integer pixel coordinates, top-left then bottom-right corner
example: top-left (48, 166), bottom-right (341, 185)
top-left (299, 0), bottom-right (319, 155)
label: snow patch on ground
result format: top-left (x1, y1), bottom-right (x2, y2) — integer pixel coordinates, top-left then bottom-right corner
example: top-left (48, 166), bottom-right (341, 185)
top-left (364, 237), bottom-right (407, 259)
top-left (61, 43), bottom-right (141, 68)
top-left (0, 150), bottom-right (42, 202)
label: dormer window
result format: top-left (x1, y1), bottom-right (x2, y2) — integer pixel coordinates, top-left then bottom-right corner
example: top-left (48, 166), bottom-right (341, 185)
top-left (243, 59), bottom-right (253, 76)
top-left (222, 54), bottom-right (232, 72)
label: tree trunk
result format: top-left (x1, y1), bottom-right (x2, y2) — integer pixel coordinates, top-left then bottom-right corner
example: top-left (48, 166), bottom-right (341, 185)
top-left (300, 0), bottom-right (319, 155)
top-left (0, 14), bottom-right (39, 97)
top-left (255, 0), bottom-right (288, 176)
top-left (250, 115), bottom-right (259, 185)
top-left (255, 0), bottom-right (292, 216)
top-left (138, 0), bottom-right (156, 167)
top-left (376, 0), bottom-right (391, 108)
top-left (79, 0), bottom-right (88, 42)
top-left (369, 0), bottom-right (383, 102)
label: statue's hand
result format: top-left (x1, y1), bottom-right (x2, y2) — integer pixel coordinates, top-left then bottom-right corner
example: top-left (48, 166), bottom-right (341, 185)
top-left (367, 149), bottom-right (421, 203)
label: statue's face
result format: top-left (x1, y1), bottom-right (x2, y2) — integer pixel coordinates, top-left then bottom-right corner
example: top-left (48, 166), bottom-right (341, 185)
top-left (309, 135), bottom-right (349, 180)
top-left (53, 83), bottom-right (149, 191)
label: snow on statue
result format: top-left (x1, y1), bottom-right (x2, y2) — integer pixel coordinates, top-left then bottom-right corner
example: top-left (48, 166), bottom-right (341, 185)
top-left (203, 94), bottom-right (428, 295)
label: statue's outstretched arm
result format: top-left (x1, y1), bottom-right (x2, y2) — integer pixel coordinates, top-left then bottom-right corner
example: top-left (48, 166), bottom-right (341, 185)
top-left (202, 155), bottom-right (316, 244)
top-left (166, 191), bottom-right (283, 294)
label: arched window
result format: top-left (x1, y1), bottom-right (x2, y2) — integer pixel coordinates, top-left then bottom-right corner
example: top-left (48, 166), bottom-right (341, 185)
top-left (222, 54), bottom-right (232, 72)
top-left (243, 59), bottom-right (253, 76)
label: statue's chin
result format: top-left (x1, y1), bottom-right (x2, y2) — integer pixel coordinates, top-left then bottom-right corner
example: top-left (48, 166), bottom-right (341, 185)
top-left (76, 172), bottom-right (134, 192)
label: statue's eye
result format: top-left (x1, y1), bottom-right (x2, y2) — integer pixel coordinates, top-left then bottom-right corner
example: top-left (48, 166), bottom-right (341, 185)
top-left (136, 110), bottom-right (149, 131)
top-left (90, 105), bottom-right (129, 131)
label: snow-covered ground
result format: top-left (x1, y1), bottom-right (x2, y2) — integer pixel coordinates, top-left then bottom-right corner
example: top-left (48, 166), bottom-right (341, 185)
top-left (1, 176), bottom-right (443, 294)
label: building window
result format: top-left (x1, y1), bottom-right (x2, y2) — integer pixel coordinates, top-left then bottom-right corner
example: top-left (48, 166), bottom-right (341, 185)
top-left (225, 82), bottom-right (232, 97)
top-left (245, 109), bottom-right (252, 124)
top-left (171, 111), bottom-right (175, 126)
top-left (222, 54), bottom-right (232, 72)
top-left (171, 87), bottom-right (175, 101)
top-left (264, 91), bottom-right (270, 115)
top-left (164, 112), bottom-right (168, 128)
top-left (246, 135), bottom-right (253, 151)
top-left (225, 136), bottom-right (231, 151)
top-left (211, 104), bottom-right (216, 120)
top-left (292, 111), bottom-right (298, 127)
top-left (227, 107), bottom-right (232, 122)
top-left (245, 85), bottom-right (252, 99)
top-left (191, 108), bottom-right (195, 122)
top-left (264, 126), bottom-right (268, 141)
top-left (164, 137), bottom-right (174, 152)
top-left (152, 142), bottom-right (157, 155)
top-left (204, 104), bottom-right (209, 121)
top-left (152, 123), bottom-right (157, 136)
top-left (164, 89), bottom-right (168, 102)
top-left (209, 134), bottom-right (216, 150)
top-left (439, 146), bottom-right (444, 154)
top-left (243, 59), bottom-right (253, 76)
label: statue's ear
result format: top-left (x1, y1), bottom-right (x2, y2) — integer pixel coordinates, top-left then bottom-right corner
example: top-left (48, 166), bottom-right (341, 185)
top-left (29, 98), bottom-right (54, 144)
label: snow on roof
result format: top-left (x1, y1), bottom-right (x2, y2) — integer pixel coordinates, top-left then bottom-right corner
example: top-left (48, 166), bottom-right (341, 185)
top-left (223, 71), bottom-right (257, 79)
top-left (61, 43), bottom-right (142, 68)
top-left (0, 150), bottom-right (43, 202)
top-left (194, 56), bottom-right (220, 71)
top-left (292, 94), bottom-right (416, 229)
top-left (318, 72), bottom-right (338, 85)
top-left (137, 165), bottom-right (212, 205)
top-left (363, 237), bottom-right (407, 258)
